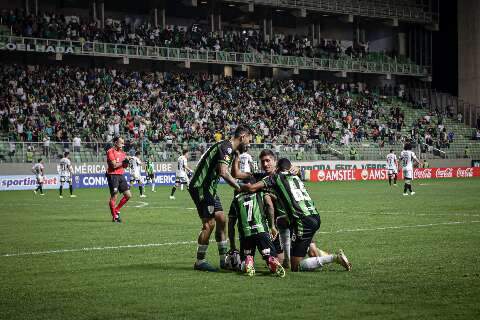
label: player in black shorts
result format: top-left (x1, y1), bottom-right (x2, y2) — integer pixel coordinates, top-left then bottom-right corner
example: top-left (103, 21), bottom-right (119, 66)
top-left (228, 191), bottom-right (285, 277)
top-left (231, 149), bottom-right (292, 268)
top-left (241, 158), bottom-right (352, 272)
top-left (188, 125), bottom-right (252, 272)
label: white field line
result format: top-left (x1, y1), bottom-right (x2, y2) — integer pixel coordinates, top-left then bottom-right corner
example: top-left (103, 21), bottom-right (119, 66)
top-left (318, 220), bottom-right (480, 234)
top-left (2, 220), bottom-right (479, 258)
top-left (1, 241), bottom-right (197, 257)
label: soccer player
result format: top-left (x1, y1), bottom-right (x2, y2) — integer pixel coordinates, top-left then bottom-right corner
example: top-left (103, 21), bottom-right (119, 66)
top-left (145, 156), bottom-right (156, 192)
top-left (106, 137), bottom-right (131, 223)
top-left (189, 125), bottom-right (252, 272)
top-left (400, 143), bottom-right (421, 196)
top-left (241, 158), bottom-right (352, 272)
top-left (386, 149), bottom-right (399, 186)
top-left (228, 190), bottom-right (285, 277)
top-left (129, 151), bottom-right (146, 198)
top-left (170, 150), bottom-right (193, 200)
top-left (231, 149), bottom-right (291, 268)
top-left (32, 158), bottom-right (45, 196)
top-left (58, 152), bottom-right (76, 198)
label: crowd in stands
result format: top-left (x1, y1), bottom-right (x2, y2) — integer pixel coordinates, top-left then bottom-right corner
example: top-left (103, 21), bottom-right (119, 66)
top-left (1, 63), bottom-right (415, 156)
top-left (1, 8), bottom-right (381, 60)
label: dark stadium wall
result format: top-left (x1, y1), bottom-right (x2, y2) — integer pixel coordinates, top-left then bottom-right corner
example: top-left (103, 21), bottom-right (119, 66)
top-left (458, 0), bottom-right (479, 106)
top-left (432, 0), bottom-right (458, 96)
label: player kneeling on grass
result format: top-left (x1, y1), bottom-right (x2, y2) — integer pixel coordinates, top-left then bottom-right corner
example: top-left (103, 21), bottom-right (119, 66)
top-left (58, 152), bottom-right (77, 198)
top-left (228, 190), bottom-right (285, 277)
top-left (240, 158), bottom-right (352, 272)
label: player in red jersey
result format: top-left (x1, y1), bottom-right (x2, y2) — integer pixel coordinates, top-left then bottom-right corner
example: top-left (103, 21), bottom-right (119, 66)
top-left (106, 137), bottom-right (131, 223)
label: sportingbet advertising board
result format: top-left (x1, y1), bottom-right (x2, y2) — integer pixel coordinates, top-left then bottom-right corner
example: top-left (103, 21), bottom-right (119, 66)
top-left (0, 173), bottom-right (176, 191)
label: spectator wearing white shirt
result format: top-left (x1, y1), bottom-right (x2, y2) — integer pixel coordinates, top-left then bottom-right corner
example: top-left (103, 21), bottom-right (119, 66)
top-left (73, 135), bottom-right (81, 152)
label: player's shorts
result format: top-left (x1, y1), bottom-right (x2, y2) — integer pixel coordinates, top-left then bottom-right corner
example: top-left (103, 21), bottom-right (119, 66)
top-left (175, 172), bottom-right (189, 184)
top-left (189, 187), bottom-right (223, 219)
top-left (291, 214), bottom-right (321, 258)
top-left (146, 173), bottom-right (155, 182)
top-left (130, 173), bottom-right (142, 183)
top-left (106, 173), bottom-right (130, 196)
top-left (240, 232), bottom-right (277, 261)
top-left (387, 168), bottom-right (398, 175)
top-left (36, 175), bottom-right (44, 184)
top-left (403, 168), bottom-right (413, 180)
top-left (272, 235), bottom-right (283, 254)
top-left (60, 175), bottom-right (72, 184)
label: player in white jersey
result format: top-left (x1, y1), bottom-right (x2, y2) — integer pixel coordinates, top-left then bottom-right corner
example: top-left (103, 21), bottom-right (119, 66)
top-left (400, 143), bottom-right (421, 196)
top-left (386, 149), bottom-right (399, 186)
top-left (32, 158), bottom-right (45, 195)
top-left (129, 151), bottom-right (146, 198)
top-left (57, 152), bottom-right (76, 198)
top-left (170, 149), bottom-right (193, 200)
top-left (239, 149), bottom-right (254, 174)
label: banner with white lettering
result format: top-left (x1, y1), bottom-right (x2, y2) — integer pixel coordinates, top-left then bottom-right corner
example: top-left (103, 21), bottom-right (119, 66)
top-left (308, 167), bottom-right (480, 182)
top-left (0, 175), bottom-right (59, 191)
top-left (0, 172), bottom-right (176, 191)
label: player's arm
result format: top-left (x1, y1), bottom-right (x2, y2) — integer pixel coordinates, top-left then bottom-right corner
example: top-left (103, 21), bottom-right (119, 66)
top-left (218, 163), bottom-right (241, 191)
top-left (240, 180), bottom-right (266, 193)
top-left (227, 211), bottom-right (238, 250)
top-left (231, 152), bottom-right (251, 180)
top-left (107, 150), bottom-right (126, 169)
top-left (413, 155), bottom-right (422, 167)
top-left (263, 194), bottom-right (278, 240)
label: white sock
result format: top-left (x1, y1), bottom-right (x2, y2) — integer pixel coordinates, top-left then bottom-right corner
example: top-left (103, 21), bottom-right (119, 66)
top-left (299, 255), bottom-right (335, 271)
top-left (180, 184), bottom-right (184, 191)
top-left (279, 227), bottom-right (291, 262)
top-left (196, 244), bottom-right (209, 264)
top-left (152, 184), bottom-right (155, 191)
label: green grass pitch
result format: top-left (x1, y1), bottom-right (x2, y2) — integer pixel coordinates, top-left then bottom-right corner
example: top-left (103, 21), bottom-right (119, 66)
top-left (1, 179), bottom-right (479, 320)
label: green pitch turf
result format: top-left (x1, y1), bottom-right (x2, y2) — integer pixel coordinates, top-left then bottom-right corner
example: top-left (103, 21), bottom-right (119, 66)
top-left (1, 179), bottom-right (479, 320)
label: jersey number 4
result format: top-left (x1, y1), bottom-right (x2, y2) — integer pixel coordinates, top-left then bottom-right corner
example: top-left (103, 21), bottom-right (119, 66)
top-left (289, 179), bottom-right (312, 202)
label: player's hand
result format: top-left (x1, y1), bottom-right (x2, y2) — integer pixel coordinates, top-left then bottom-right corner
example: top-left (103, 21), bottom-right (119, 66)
top-left (239, 182), bottom-right (250, 192)
top-left (289, 166), bottom-right (300, 176)
top-left (270, 227), bottom-right (279, 240)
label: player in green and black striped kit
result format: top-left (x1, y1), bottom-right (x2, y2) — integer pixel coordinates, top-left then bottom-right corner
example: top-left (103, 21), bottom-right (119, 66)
top-left (189, 126), bottom-right (252, 272)
top-left (241, 158), bottom-right (352, 272)
top-left (228, 190), bottom-right (285, 277)
top-left (145, 157), bottom-right (156, 192)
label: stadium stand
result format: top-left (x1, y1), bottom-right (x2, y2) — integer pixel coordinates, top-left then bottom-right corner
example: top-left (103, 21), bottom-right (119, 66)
top-left (0, 7), bottom-right (402, 61)
top-left (1, 64), bottom-right (479, 163)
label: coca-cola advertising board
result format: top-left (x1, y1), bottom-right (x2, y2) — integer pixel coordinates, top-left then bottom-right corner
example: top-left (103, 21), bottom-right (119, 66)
top-left (309, 167), bottom-right (480, 182)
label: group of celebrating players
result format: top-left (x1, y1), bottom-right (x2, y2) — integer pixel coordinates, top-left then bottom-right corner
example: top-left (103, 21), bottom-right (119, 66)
top-left (31, 124), bottom-right (422, 277)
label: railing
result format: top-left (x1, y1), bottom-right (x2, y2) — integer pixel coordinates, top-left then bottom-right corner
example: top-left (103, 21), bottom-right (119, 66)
top-left (1, 139), bottom-right (468, 164)
top-left (406, 87), bottom-right (480, 129)
top-left (222, 0), bottom-right (438, 24)
top-left (0, 35), bottom-right (430, 77)
top-left (0, 141), bottom-right (339, 164)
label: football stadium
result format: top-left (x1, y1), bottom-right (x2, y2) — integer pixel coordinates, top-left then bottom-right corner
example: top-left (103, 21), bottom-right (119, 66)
top-left (1, 0), bottom-right (479, 319)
